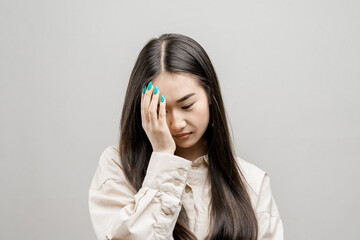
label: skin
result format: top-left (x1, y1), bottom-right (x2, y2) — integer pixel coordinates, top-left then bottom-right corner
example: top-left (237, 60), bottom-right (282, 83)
top-left (141, 72), bottom-right (210, 161)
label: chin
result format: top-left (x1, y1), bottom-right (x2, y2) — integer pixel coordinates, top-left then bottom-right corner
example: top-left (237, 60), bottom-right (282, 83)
top-left (176, 136), bottom-right (198, 149)
top-left (177, 143), bottom-right (193, 149)
top-left (175, 139), bottom-right (191, 148)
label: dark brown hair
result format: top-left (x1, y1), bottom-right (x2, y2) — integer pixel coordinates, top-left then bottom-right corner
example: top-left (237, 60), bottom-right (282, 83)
top-left (119, 33), bottom-right (258, 240)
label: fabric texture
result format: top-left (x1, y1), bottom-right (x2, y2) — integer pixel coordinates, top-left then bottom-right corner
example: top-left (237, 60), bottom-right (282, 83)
top-left (88, 146), bottom-right (284, 240)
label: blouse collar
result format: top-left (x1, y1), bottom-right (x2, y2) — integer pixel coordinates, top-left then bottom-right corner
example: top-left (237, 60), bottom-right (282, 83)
top-left (192, 154), bottom-right (209, 167)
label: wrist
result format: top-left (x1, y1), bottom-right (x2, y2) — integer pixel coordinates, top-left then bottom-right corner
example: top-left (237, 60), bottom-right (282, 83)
top-left (153, 148), bottom-right (175, 155)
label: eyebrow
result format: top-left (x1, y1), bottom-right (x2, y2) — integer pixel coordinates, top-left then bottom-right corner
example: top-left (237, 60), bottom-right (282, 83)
top-left (176, 93), bottom-right (196, 103)
top-left (157, 93), bottom-right (196, 107)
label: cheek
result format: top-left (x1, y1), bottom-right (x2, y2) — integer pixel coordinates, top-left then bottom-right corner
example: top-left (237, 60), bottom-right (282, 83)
top-left (193, 103), bottom-right (210, 125)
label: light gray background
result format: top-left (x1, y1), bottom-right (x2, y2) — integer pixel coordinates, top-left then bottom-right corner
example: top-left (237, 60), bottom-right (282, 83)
top-left (1, 0), bottom-right (359, 239)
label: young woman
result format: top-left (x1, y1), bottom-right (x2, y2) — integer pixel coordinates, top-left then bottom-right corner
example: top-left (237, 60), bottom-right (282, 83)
top-left (89, 33), bottom-right (283, 240)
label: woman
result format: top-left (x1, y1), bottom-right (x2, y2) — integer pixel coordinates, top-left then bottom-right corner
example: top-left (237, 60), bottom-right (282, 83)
top-left (89, 33), bottom-right (284, 240)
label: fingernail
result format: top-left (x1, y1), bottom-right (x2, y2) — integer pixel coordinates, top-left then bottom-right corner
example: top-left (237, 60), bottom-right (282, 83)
top-left (154, 86), bottom-right (158, 95)
top-left (147, 81), bottom-right (152, 90)
top-left (143, 86), bottom-right (146, 94)
top-left (161, 95), bottom-right (164, 102)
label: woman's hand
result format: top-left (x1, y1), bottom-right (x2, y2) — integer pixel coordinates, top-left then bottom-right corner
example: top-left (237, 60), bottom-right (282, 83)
top-left (141, 81), bottom-right (176, 155)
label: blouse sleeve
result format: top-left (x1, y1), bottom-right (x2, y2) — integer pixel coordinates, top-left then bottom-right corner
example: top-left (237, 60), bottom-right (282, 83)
top-left (88, 146), bottom-right (192, 240)
top-left (256, 172), bottom-right (284, 240)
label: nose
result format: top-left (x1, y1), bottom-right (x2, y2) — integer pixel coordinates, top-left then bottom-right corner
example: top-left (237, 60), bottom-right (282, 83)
top-left (167, 111), bottom-right (186, 133)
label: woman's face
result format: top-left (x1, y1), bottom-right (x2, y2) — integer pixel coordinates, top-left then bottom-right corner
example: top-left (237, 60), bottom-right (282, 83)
top-left (152, 72), bottom-right (210, 154)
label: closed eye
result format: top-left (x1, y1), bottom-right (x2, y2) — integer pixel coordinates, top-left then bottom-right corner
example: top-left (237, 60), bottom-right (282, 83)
top-left (182, 103), bottom-right (194, 110)
top-left (156, 102), bottom-right (195, 113)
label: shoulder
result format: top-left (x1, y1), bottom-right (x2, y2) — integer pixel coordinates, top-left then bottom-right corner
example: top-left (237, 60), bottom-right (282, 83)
top-left (90, 145), bottom-right (129, 190)
top-left (98, 145), bottom-right (122, 175)
top-left (98, 145), bottom-right (121, 167)
top-left (235, 156), bottom-right (267, 199)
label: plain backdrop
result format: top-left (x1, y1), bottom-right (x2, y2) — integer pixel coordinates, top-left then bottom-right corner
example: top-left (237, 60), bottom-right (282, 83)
top-left (1, 0), bottom-right (359, 239)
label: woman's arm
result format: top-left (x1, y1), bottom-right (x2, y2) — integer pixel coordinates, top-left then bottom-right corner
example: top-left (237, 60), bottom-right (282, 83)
top-left (88, 146), bottom-right (192, 240)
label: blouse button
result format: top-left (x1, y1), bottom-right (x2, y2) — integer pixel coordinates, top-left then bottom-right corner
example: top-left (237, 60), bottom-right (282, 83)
top-left (163, 208), bottom-right (172, 215)
top-left (177, 169), bottom-right (185, 176)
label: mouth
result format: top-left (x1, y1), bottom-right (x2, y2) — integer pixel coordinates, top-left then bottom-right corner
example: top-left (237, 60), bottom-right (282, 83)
top-left (174, 132), bottom-right (192, 139)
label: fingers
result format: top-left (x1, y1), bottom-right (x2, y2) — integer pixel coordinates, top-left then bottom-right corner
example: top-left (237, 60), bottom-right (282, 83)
top-left (140, 84), bottom-right (147, 125)
top-left (148, 85), bottom-right (159, 124)
top-left (141, 81), bottom-right (164, 127)
top-left (158, 94), bottom-right (166, 125)
top-left (142, 81), bottom-right (153, 123)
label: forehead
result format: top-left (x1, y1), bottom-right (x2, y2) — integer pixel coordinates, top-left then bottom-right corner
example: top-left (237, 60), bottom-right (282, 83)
top-left (152, 72), bottom-right (204, 102)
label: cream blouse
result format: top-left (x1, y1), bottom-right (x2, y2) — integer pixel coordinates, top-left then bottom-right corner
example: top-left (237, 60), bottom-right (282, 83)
top-left (88, 146), bottom-right (284, 240)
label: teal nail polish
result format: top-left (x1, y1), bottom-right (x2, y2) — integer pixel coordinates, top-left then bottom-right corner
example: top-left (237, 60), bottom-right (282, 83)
top-left (143, 86), bottom-right (146, 94)
top-left (154, 86), bottom-right (158, 95)
top-left (161, 95), bottom-right (164, 102)
top-left (147, 81), bottom-right (152, 90)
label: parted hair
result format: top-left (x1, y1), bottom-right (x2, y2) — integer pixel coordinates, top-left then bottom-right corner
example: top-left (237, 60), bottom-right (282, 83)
top-left (119, 33), bottom-right (258, 240)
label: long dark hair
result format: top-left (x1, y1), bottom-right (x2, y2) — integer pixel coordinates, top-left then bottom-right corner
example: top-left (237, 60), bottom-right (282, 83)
top-left (119, 33), bottom-right (258, 240)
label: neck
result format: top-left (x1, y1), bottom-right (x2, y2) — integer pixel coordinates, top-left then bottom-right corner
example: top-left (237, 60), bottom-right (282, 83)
top-left (175, 137), bottom-right (208, 161)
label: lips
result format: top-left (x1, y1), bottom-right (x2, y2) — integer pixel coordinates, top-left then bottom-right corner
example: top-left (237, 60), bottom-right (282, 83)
top-left (174, 132), bottom-right (192, 137)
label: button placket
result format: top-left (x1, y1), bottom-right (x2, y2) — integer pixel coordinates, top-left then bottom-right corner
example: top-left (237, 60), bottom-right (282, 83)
top-left (174, 179), bottom-right (181, 187)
